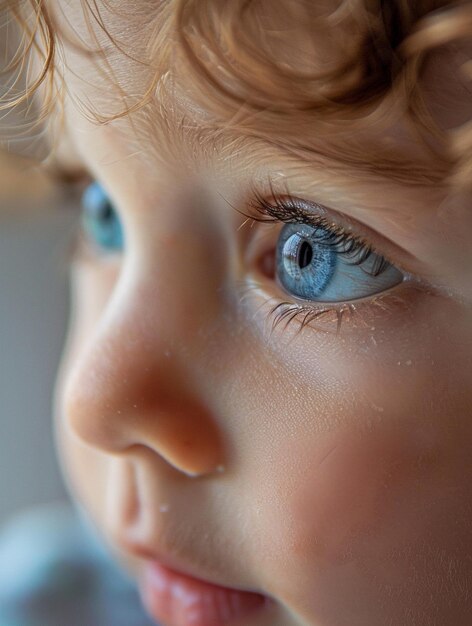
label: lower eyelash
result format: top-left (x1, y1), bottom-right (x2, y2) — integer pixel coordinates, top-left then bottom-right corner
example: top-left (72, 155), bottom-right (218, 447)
top-left (240, 279), bottom-right (354, 336)
top-left (242, 277), bottom-right (419, 338)
top-left (266, 300), bottom-right (351, 336)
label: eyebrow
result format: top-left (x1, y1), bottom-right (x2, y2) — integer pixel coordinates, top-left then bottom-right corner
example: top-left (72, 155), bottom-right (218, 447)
top-left (133, 97), bottom-right (452, 190)
top-left (55, 54), bottom-right (451, 196)
top-left (272, 139), bottom-right (450, 187)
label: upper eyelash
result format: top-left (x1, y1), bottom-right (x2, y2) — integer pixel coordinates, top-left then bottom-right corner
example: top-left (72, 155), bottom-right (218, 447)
top-left (248, 191), bottom-right (391, 277)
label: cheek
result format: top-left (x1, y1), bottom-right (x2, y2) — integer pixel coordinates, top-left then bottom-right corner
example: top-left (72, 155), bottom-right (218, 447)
top-left (288, 425), bottom-right (439, 564)
top-left (258, 418), bottom-right (472, 623)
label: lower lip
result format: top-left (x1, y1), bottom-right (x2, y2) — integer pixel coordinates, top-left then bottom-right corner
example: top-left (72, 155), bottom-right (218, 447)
top-left (139, 561), bottom-right (268, 626)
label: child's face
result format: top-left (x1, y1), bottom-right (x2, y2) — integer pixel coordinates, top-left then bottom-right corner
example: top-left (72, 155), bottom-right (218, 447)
top-left (51, 4), bottom-right (472, 625)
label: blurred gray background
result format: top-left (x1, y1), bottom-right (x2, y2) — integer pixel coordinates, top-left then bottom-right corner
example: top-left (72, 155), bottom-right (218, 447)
top-left (0, 15), bottom-right (78, 528)
top-left (0, 160), bottom-right (76, 526)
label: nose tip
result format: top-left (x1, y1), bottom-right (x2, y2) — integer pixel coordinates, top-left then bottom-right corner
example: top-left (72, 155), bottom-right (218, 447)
top-left (62, 337), bottom-right (225, 478)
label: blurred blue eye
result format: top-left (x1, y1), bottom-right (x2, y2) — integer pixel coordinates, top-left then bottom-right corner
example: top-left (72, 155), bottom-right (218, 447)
top-left (81, 182), bottom-right (124, 252)
top-left (276, 223), bottom-right (403, 302)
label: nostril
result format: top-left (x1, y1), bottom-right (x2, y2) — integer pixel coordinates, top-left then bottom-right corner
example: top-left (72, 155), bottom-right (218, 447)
top-left (135, 409), bottom-right (225, 478)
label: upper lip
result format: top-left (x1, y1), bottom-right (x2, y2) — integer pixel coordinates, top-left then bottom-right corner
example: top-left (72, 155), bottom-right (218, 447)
top-left (105, 456), bottom-right (263, 595)
top-left (117, 535), bottom-right (263, 595)
top-left (119, 536), bottom-right (205, 580)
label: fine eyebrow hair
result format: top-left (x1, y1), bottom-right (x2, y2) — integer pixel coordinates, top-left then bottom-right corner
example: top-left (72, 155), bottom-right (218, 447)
top-left (47, 78), bottom-right (450, 194)
top-left (128, 98), bottom-right (451, 189)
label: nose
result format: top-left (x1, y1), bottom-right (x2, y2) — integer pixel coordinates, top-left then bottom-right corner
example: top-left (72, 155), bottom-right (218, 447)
top-left (61, 195), bottom-right (228, 477)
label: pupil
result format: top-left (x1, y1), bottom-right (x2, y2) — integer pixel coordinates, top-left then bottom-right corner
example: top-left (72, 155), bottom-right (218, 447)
top-left (102, 204), bottom-right (113, 221)
top-left (298, 240), bottom-right (313, 269)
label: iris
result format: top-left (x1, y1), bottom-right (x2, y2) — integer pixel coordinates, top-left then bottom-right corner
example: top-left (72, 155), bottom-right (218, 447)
top-left (276, 223), bottom-right (403, 302)
top-left (81, 182), bottom-right (124, 252)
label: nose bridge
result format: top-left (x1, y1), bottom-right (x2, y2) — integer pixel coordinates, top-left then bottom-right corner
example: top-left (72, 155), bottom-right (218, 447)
top-left (64, 194), bottom-right (228, 476)
top-left (137, 194), bottom-right (228, 339)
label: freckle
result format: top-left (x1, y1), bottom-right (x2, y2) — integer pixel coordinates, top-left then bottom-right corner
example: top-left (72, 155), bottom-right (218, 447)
top-left (160, 503), bottom-right (170, 513)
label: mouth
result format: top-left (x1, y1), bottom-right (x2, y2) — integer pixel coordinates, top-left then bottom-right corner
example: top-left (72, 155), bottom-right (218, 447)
top-left (138, 560), bottom-right (270, 626)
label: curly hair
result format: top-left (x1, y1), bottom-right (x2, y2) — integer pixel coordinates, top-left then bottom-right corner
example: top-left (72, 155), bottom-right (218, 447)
top-left (1, 0), bottom-right (472, 185)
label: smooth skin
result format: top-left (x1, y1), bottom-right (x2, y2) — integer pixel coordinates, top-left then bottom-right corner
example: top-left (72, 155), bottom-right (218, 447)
top-left (51, 4), bottom-right (472, 625)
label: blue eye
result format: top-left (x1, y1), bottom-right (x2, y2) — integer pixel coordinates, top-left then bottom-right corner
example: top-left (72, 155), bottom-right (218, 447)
top-left (276, 223), bottom-right (403, 302)
top-left (81, 182), bottom-right (124, 252)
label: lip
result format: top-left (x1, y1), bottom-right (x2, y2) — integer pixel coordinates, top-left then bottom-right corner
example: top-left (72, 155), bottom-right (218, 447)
top-left (120, 540), bottom-right (270, 626)
top-left (139, 560), bottom-right (269, 626)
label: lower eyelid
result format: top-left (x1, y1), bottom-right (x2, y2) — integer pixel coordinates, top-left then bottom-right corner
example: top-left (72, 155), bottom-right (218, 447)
top-left (242, 272), bottom-right (426, 337)
top-left (70, 230), bottom-right (99, 265)
top-left (69, 230), bottom-right (123, 270)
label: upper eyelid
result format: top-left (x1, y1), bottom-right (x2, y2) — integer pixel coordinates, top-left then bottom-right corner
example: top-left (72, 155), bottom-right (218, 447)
top-left (246, 192), bottom-right (423, 280)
